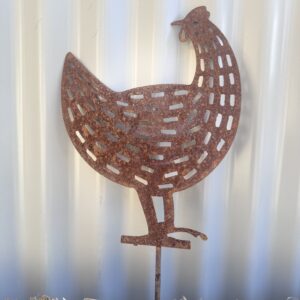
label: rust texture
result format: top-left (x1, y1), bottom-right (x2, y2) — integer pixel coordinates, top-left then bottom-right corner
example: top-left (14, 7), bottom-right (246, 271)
top-left (61, 6), bottom-right (241, 250)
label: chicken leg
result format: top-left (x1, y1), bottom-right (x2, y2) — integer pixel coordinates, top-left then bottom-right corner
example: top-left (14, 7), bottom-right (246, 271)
top-left (121, 189), bottom-right (207, 249)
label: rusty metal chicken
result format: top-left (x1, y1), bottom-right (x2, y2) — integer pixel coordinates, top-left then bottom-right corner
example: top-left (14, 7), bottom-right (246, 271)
top-left (61, 6), bottom-right (241, 299)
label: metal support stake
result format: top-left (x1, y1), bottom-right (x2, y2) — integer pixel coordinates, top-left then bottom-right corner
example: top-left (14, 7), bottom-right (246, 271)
top-left (155, 246), bottom-right (162, 300)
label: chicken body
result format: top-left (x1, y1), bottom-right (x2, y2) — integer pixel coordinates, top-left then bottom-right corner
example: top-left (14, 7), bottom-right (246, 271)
top-left (61, 6), bottom-right (241, 248)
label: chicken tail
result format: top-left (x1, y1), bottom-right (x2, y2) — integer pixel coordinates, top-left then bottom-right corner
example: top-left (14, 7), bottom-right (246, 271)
top-left (63, 52), bottom-right (115, 98)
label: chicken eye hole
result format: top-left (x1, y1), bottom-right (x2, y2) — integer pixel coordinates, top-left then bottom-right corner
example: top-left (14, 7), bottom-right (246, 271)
top-left (193, 21), bottom-right (199, 25)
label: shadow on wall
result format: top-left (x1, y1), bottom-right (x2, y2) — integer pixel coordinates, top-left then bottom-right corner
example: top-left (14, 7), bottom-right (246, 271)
top-left (234, 57), bottom-right (253, 156)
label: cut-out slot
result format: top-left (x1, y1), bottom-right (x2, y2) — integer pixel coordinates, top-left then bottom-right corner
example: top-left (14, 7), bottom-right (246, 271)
top-left (209, 93), bottom-right (214, 104)
top-left (75, 131), bottom-right (85, 144)
top-left (169, 103), bottom-right (184, 110)
top-left (77, 103), bottom-right (86, 116)
top-left (219, 75), bottom-right (224, 87)
top-left (198, 45), bottom-right (202, 54)
top-left (183, 169), bottom-right (197, 180)
top-left (95, 141), bottom-right (107, 151)
top-left (130, 94), bottom-right (144, 101)
top-left (209, 77), bottom-right (214, 88)
top-left (103, 109), bottom-right (115, 118)
top-left (209, 59), bottom-right (214, 70)
top-left (188, 109), bottom-right (197, 122)
top-left (124, 111), bottom-right (137, 118)
top-left (67, 107), bottom-right (74, 122)
top-left (95, 117), bottom-right (108, 127)
top-left (174, 90), bottom-right (189, 96)
top-left (200, 59), bottom-right (205, 71)
top-left (182, 140), bottom-right (196, 149)
top-left (161, 129), bottom-right (176, 135)
top-left (66, 89), bottom-right (74, 100)
top-left (229, 73), bottom-right (235, 85)
top-left (141, 165), bottom-right (154, 173)
top-left (145, 105), bottom-right (158, 112)
top-left (227, 116), bottom-right (233, 130)
top-left (138, 134), bottom-right (150, 140)
top-left (139, 120), bottom-right (152, 126)
top-left (117, 153), bottom-right (130, 163)
top-left (220, 94), bottom-right (226, 106)
top-left (217, 139), bottom-right (225, 151)
top-left (135, 175), bottom-right (148, 185)
top-left (204, 110), bottom-right (211, 123)
top-left (198, 151), bottom-right (208, 164)
top-left (149, 154), bottom-right (164, 161)
top-left (117, 101), bottom-right (128, 107)
top-left (174, 155), bottom-right (189, 164)
top-left (137, 123), bottom-right (149, 129)
top-left (152, 196), bottom-right (164, 223)
top-left (152, 91), bottom-right (164, 98)
top-left (215, 114), bottom-right (222, 128)
top-left (190, 125), bottom-right (201, 133)
top-left (86, 99), bottom-right (95, 111)
top-left (204, 132), bottom-right (212, 144)
top-left (230, 95), bottom-right (235, 106)
top-left (163, 116), bottom-right (178, 123)
top-left (97, 95), bottom-right (107, 102)
top-left (159, 184), bottom-right (174, 190)
top-left (164, 171), bottom-right (178, 178)
top-left (86, 149), bottom-right (97, 161)
top-left (106, 133), bottom-right (119, 142)
top-left (217, 35), bottom-right (224, 46)
top-left (106, 164), bottom-right (120, 175)
top-left (218, 56), bottom-right (223, 68)
top-left (226, 54), bottom-right (232, 66)
top-left (126, 144), bottom-right (140, 153)
top-left (158, 142), bottom-right (172, 147)
top-left (84, 124), bottom-right (95, 135)
top-left (193, 92), bottom-right (202, 104)
top-left (198, 76), bottom-right (204, 87)
top-left (116, 122), bottom-right (130, 133)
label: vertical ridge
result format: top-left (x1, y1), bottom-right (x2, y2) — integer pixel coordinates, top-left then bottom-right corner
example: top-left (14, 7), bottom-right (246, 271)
top-left (70, 0), bottom-right (102, 298)
top-left (0, 0), bottom-right (23, 297)
top-left (16, 0), bottom-right (46, 297)
top-left (38, 0), bottom-right (48, 276)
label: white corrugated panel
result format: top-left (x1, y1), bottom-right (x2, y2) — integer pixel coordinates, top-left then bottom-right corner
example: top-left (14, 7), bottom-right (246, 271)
top-left (0, 0), bottom-right (300, 299)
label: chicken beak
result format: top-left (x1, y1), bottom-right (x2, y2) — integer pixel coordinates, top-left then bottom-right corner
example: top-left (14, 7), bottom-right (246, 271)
top-left (171, 19), bottom-right (185, 26)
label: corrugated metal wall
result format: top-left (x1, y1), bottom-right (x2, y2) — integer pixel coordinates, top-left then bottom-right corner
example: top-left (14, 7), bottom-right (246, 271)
top-left (0, 0), bottom-right (300, 299)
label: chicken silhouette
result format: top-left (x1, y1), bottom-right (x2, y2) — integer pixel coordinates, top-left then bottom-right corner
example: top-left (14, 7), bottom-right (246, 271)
top-left (61, 6), bottom-right (241, 249)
